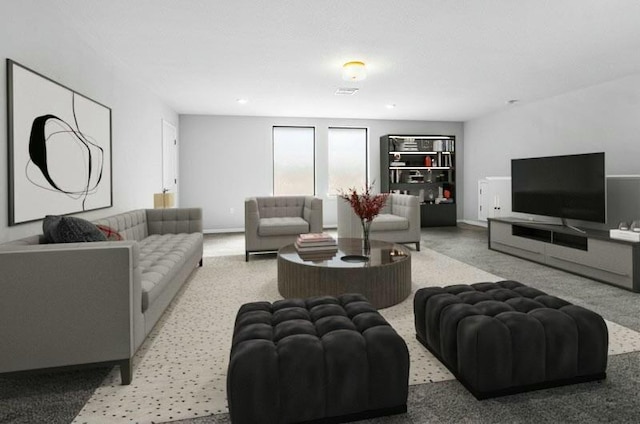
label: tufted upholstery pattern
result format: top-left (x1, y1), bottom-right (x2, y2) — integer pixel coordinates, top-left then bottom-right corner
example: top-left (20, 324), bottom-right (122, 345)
top-left (93, 210), bottom-right (148, 242)
top-left (146, 208), bottom-right (202, 235)
top-left (228, 294), bottom-right (409, 424)
top-left (138, 233), bottom-right (203, 311)
top-left (414, 280), bottom-right (608, 399)
top-left (257, 196), bottom-right (307, 218)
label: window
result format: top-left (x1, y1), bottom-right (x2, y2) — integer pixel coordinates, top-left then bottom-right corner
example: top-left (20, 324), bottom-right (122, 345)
top-left (273, 126), bottom-right (315, 195)
top-left (327, 127), bottom-right (368, 195)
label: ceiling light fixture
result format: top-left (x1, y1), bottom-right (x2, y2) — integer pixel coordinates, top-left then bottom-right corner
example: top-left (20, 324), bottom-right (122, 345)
top-left (236, 98), bottom-right (248, 104)
top-left (342, 61), bottom-right (366, 82)
top-left (386, 104), bottom-right (396, 109)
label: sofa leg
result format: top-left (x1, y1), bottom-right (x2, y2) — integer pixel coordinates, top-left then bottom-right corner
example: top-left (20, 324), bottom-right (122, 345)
top-left (245, 251), bottom-right (249, 262)
top-left (416, 242), bottom-right (420, 252)
top-left (199, 258), bottom-right (203, 267)
top-left (120, 359), bottom-right (133, 385)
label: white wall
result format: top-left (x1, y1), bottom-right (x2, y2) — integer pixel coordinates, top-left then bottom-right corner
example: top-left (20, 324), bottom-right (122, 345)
top-left (0, 2), bottom-right (178, 242)
top-left (179, 115), bottom-right (463, 232)
top-left (463, 73), bottom-right (640, 227)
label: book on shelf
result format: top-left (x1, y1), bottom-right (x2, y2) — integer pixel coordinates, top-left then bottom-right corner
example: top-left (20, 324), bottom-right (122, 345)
top-left (390, 161), bottom-right (406, 166)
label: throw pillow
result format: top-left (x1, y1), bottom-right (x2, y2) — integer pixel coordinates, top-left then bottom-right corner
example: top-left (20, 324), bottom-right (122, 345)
top-left (43, 215), bottom-right (62, 243)
top-left (96, 224), bottom-right (124, 241)
top-left (43, 215), bottom-right (107, 243)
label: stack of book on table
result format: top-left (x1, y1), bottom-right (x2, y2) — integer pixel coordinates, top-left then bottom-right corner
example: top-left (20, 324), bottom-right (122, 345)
top-left (295, 233), bottom-right (338, 261)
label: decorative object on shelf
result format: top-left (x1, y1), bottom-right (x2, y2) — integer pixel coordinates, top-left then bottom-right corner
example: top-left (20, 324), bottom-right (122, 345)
top-left (424, 156), bottom-right (432, 167)
top-left (342, 61), bottom-right (366, 81)
top-left (154, 189), bottom-right (175, 209)
top-left (339, 184), bottom-right (389, 254)
top-left (393, 153), bottom-right (402, 161)
top-left (7, 59), bottom-right (112, 225)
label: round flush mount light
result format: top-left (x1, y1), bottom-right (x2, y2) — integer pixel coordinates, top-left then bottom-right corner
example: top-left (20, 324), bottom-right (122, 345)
top-left (236, 98), bottom-right (248, 104)
top-left (385, 103), bottom-right (396, 109)
top-left (342, 61), bottom-right (366, 81)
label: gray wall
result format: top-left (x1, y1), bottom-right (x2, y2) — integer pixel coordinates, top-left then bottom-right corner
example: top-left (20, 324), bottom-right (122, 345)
top-left (0, 2), bottom-right (178, 242)
top-left (179, 115), bottom-right (463, 232)
top-left (463, 73), bottom-right (640, 226)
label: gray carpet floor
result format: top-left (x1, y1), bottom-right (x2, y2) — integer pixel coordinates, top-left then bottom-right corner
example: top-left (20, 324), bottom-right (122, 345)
top-left (2, 224), bottom-right (640, 424)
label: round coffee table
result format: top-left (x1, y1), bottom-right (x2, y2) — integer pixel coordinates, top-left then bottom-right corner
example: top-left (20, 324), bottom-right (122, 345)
top-left (277, 238), bottom-right (411, 308)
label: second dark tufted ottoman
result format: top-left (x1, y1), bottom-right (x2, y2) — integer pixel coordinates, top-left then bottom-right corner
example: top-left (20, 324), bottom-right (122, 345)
top-left (414, 280), bottom-right (608, 399)
top-left (228, 294), bottom-right (409, 424)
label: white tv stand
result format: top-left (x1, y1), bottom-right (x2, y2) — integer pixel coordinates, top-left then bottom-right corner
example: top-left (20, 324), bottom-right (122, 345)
top-left (488, 217), bottom-right (640, 292)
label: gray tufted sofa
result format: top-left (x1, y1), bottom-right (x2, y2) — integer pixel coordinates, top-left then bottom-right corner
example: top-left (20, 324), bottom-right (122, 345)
top-left (0, 208), bottom-right (203, 384)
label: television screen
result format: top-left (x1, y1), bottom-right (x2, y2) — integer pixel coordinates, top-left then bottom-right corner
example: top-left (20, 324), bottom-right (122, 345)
top-left (511, 152), bottom-right (606, 223)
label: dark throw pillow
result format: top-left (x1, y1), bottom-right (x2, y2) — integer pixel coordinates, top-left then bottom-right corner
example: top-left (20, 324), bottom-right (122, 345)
top-left (96, 224), bottom-right (124, 241)
top-left (43, 215), bottom-right (107, 243)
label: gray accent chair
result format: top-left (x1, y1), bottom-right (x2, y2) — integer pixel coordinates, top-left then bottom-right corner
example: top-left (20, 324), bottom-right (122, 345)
top-left (337, 193), bottom-right (421, 251)
top-left (245, 196), bottom-right (323, 261)
top-left (0, 208), bottom-right (203, 385)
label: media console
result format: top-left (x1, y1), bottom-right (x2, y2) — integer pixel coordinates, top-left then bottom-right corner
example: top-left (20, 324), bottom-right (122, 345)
top-left (488, 217), bottom-right (640, 292)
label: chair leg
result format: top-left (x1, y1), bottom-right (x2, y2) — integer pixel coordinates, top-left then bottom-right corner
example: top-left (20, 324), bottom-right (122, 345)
top-left (416, 242), bottom-right (420, 251)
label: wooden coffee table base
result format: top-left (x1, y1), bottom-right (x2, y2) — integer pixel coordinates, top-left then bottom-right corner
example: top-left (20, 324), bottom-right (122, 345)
top-left (277, 239), bottom-right (412, 309)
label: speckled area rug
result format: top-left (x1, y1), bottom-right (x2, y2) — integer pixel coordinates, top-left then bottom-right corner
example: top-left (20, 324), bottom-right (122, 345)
top-left (72, 247), bottom-right (640, 424)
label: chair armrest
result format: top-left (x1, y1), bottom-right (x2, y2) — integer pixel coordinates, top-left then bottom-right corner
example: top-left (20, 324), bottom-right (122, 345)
top-left (245, 198), bottom-right (260, 240)
top-left (304, 197), bottom-right (323, 233)
top-left (146, 208), bottom-right (203, 234)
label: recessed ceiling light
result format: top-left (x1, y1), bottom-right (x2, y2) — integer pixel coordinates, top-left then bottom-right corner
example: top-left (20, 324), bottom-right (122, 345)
top-left (236, 98), bottom-right (248, 104)
top-left (386, 104), bottom-right (396, 109)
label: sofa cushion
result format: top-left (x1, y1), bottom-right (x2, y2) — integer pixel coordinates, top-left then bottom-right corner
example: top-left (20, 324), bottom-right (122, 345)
top-left (258, 217), bottom-right (309, 236)
top-left (370, 214), bottom-right (409, 232)
top-left (43, 215), bottom-right (107, 243)
top-left (138, 233), bottom-right (203, 312)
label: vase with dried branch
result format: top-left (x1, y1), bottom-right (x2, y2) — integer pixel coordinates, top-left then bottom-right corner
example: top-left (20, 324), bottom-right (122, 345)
top-left (339, 184), bottom-right (389, 254)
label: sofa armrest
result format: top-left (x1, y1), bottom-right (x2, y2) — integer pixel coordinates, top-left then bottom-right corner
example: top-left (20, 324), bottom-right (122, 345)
top-left (0, 241), bottom-right (142, 375)
top-left (304, 197), bottom-right (323, 233)
top-left (146, 208), bottom-right (203, 235)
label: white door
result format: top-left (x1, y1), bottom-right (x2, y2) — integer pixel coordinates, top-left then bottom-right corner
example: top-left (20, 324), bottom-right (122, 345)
top-left (478, 177), bottom-right (512, 221)
top-left (162, 120), bottom-right (178, 194)
top-left (478, 180), bottom-right (489, 221)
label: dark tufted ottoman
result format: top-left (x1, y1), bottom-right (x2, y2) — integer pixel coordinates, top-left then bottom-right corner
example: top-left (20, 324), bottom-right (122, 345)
top-left (414, 280), bottom-right (608, 399)
top-left (228, 294), bottom-right (409, 424)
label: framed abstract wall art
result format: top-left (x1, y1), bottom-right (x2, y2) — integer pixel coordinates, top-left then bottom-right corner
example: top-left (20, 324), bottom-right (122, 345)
top-left (7, 59), bottom-right (112, 225)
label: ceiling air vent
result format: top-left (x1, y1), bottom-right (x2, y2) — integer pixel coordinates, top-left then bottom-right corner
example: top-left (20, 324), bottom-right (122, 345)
top-left (334, 87), bottom-right (359, 96)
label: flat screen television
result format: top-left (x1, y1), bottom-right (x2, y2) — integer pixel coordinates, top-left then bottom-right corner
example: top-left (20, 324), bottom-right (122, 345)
top-left (511, 152), bottom-right (606, 223)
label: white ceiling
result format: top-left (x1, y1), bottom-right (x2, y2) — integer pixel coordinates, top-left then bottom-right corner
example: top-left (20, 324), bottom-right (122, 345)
top-left (55, 0), bottom-right (640, 121)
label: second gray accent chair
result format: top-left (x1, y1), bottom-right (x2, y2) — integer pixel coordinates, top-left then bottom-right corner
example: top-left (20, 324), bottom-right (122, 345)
top-left (337, 193), bottom-right (421, 251)
top-left (245, 196), bottom-right (323, 261)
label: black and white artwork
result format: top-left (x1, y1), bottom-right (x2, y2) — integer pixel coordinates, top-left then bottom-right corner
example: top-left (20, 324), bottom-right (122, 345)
top-left (7, 60), bottom-right (112, 225)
